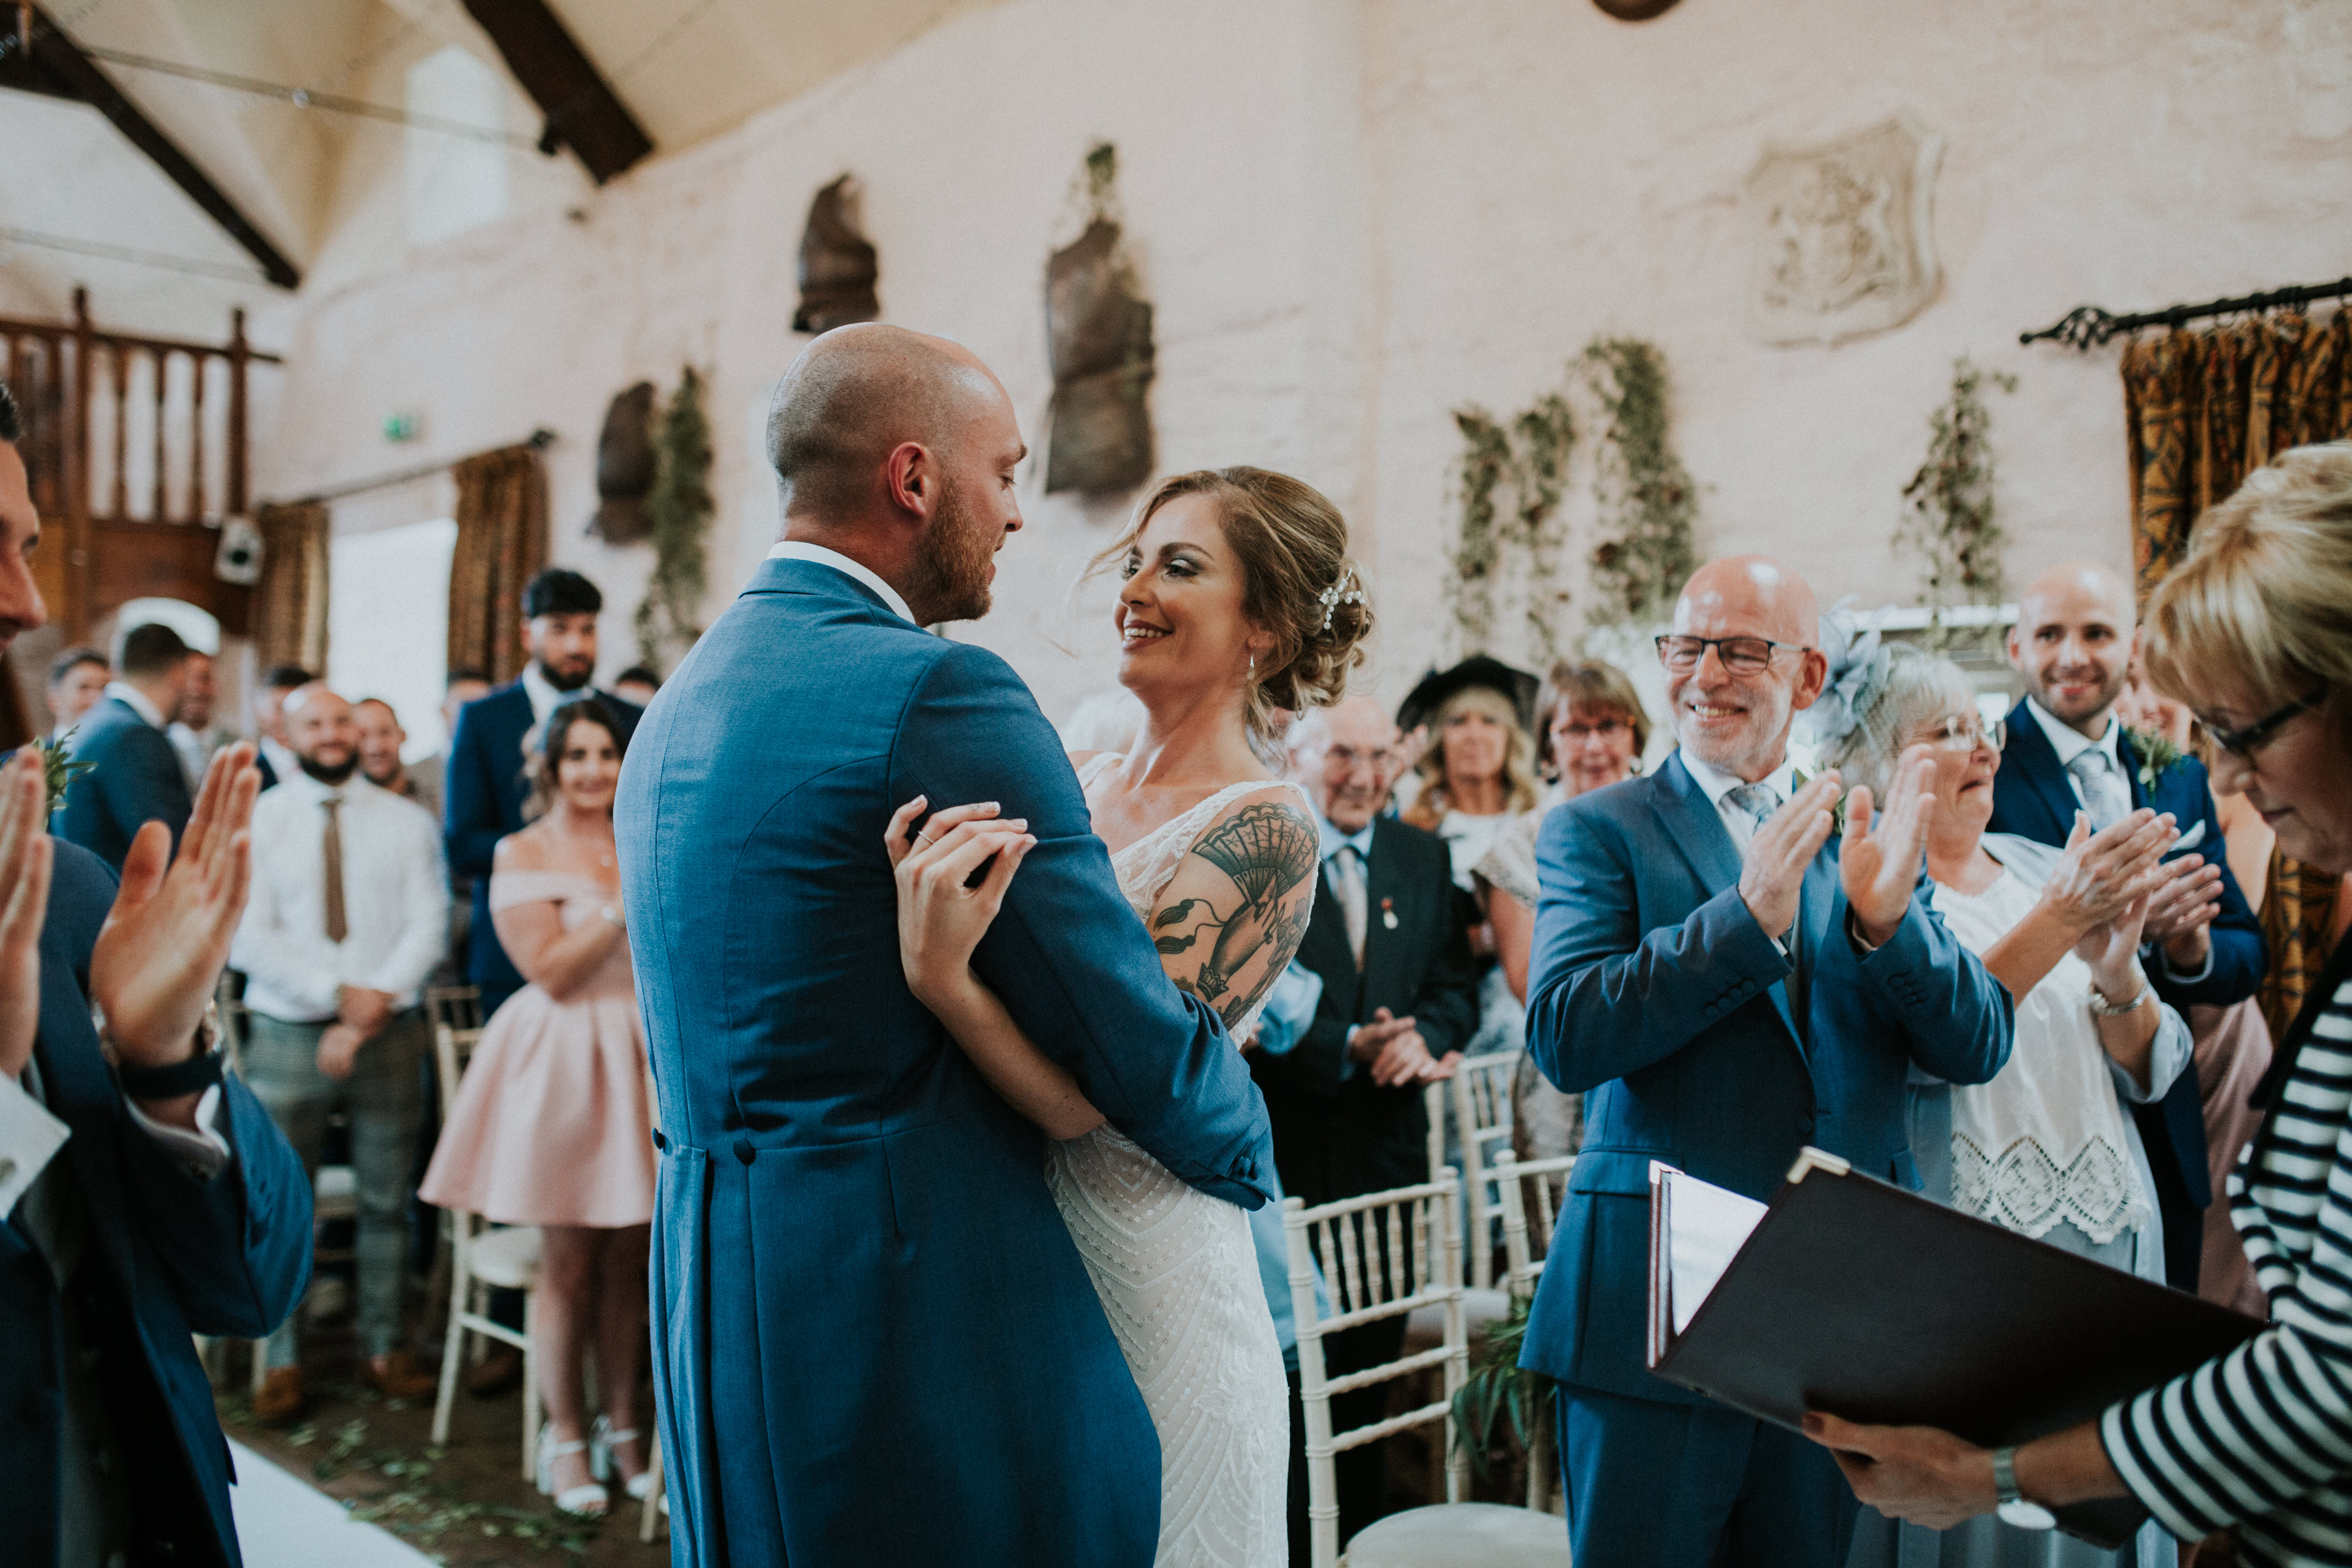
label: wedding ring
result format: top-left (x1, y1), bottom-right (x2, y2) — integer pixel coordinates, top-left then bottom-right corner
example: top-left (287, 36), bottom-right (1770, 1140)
top-left (915, 830), bottom-right (937, 846)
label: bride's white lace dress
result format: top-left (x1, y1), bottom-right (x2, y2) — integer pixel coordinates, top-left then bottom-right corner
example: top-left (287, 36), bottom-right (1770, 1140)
top-left (1045, 759), bottom-right (1301, 1568)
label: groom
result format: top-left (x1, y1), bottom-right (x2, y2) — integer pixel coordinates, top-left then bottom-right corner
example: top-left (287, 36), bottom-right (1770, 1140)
top-left (614, 325), bottom-right (1277, 1567)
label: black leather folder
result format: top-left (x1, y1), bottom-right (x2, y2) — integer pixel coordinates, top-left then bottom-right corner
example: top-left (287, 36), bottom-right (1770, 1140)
top-left (1648, 1148), bottom-right (2265, 1548)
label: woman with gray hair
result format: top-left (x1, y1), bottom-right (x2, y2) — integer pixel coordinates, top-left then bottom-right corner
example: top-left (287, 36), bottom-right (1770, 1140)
top-left (1819, 635), bottom-right (2192, 1568)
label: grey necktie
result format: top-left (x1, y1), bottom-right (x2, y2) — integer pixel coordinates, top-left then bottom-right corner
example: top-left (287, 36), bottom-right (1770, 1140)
top-left (2066, 749), bottom-right (2132, 832)
top-left (1725, 781), bottom-right (1782, 834)
top-left (1328, 846), bottom-right (1369, 971)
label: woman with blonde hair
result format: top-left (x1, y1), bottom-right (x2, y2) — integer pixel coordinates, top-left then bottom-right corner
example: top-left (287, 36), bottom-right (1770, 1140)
top-left (889, 465), bottom-right (1373, 1568)
top-left (1807, 443), bottom-right (2352, 1568)
top-left (1399, 657), bottom-right (1543, 889)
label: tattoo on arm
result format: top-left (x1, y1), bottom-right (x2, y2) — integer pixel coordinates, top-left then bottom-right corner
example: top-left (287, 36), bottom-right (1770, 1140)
top-left (1153, 801), bottom-right (1321, 1030)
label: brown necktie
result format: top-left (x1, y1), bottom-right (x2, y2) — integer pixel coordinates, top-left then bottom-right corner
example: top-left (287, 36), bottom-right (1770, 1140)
top-left (323, 795), bottom-right (348, 943)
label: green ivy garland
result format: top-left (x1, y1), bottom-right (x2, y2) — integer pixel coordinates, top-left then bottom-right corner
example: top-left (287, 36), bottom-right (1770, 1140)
top-left (634, 365), bottom-right (715, 669)
top-left (1897, 356), bottom-right (2017, 650)
top-left (1512, 393), bottom-right (1576, 656)
top-left (1447, 392), bottom-right (1576, 657)
top-left (1583, 337), bottom-right (1696, 630)
top-left (1448, 408), bottom-right (1512, 651)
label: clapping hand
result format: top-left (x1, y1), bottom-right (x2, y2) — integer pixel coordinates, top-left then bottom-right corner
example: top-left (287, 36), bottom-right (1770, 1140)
top-left (1351, 1006), bottom-right (1457, 1087)
top-left (0, 750), bottom-right (54, 1082)
top-left (884, 796), bottom-right (1034, 1007)
top-left (2036, 809), bottom-right (2174, 935)
top-left (2139, 848), bottom-right (2223, 972)
top-left (1737, 773), bottom-right (1843, 941)
top-left (2075, 888), bottom-right (2153, 995)
top-left (89, 744), bottom-right (259, 1116)
top-left (1841, 746), bottom-right (1938, 947)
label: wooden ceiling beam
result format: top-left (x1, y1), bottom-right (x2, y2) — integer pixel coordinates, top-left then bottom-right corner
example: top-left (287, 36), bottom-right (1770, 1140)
top-left (0, 7), bottom-right (300, 289)
top-left (461, 0), bottom-right (651, 186)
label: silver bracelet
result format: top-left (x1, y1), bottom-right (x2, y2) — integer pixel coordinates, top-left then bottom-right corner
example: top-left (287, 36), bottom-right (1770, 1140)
top-left (2086, 974), bottom-right (2150, 1018)
top-left (599, 905), bottom-right (626, 931)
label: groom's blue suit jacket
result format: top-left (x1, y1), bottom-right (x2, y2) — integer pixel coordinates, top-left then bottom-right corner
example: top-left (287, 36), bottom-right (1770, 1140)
top-left (614, 558), bottom-right (1278, 1568)
top-left (1518, 753), bottom-right (2014, 1405)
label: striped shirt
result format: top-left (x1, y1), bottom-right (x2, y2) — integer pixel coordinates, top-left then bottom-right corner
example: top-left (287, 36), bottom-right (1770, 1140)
top-left (2101, 969), bottom-right (2352, 1564)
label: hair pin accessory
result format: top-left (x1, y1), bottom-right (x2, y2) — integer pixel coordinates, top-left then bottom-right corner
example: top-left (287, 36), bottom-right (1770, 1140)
top-left (1317, 568), bottom-right (1366, 634)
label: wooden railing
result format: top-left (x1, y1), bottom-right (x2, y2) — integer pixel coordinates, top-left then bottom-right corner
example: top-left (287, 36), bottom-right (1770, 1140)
top-left (0, 287), bottom-right (281, 640)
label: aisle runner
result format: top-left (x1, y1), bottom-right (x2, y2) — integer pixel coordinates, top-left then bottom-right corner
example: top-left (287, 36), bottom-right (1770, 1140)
top-left (229, 1439), bottom-right (433, 1568)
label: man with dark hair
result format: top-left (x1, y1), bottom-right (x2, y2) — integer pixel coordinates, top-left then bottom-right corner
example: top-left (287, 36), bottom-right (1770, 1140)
top-left (444, 568), bottom-right (640, 1017)
top-left (55, 621), bottom-right (197, 870)
top-left (252, 663), bottom-right (314, 790)
top-left (45, 646), bottom-right (109, 746)
top-left (167, 649), bottom-right (225, 793)
top-left (0, 375), bottom-right (312, 1568)
top-left (612, 664), bottom-right (660, 708)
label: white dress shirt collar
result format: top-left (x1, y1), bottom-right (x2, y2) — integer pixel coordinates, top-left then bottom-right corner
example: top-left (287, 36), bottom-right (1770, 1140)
top-left (767, 540), bottom-right (917, 626)
top-left (103, 680), bottom-right (166, 729)
top-left (1678, 750), bottom-right (1800, 818)
top-left (2024, 697), bottom-right (2120, 773)
top-left (1315, 811), bottom-right (1378, 863)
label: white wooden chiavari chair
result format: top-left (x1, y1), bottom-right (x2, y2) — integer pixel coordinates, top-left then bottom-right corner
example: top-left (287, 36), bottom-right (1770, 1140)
top-left (1492, 1148), bottom-right (1579, 1516)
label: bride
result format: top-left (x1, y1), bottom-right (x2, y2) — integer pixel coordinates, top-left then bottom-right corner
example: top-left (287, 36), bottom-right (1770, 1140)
top-left (885, 466), bottom-right (1374, 1568)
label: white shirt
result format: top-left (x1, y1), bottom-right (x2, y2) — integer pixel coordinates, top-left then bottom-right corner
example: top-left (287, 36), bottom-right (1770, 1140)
top-left (1677, 752), bottom-right (1802, 854)
top-left (103, 680), bottom-right (166, 729)
top-left (520, 662), bottom-right (604, 727)
top-left (2024, 698), bottom-right (2123, 811)
top-left (258, 735), bottom-right (301, 786)
top-left (768, 540), bottom-right (917, 625)
top-left (231, 773), bottom-right (451, 1022)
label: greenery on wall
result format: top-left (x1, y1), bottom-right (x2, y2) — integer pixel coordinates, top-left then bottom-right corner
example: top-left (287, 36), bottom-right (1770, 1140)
top-left (634, 365), bottom-right (714, 669)
top-left (1447, 392), bottom-right (1575, 658)
top-left (1582, 337), bottom-right (1696, 630)
top-left (1896, 356), bottom-right (2016, 649)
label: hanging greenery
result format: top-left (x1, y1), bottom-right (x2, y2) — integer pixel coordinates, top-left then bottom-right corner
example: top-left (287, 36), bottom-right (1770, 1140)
top-left (1896, 356), bottom-right (2017, 650)
top-left (634, 365), bottom-right (715, 670)
top-left (1445, 391), bottom-right (1576, 658)
top-left (1583, 337), bottom-right (1697, 630)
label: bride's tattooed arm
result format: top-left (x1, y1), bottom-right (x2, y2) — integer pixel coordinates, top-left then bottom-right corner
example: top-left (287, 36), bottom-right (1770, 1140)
top-left (1146, 796), bottom-right (1322, 1032)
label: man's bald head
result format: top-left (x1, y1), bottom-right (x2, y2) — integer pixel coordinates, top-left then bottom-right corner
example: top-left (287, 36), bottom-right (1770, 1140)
top-left (1674, 555), bottom-right (1820, 649)
top-left (1665, 555), bottom-right (1828, 781)
top-left (2009, 559), bottom-right (2138, 734)
top-left (766, 324), bottom-right (1008, 523)
top-left (1291, 695), bottom-right (1410, 832)
top-left (283, 681), bottom-right (359, 782)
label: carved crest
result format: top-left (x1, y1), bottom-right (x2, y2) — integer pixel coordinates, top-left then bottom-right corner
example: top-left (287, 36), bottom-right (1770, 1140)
top-left (587, 380), bottom-right (656, 544)
top-left (793, 174), bottom-right (880, 335)
top-left (1745, 115), bottom-right (1944, 345)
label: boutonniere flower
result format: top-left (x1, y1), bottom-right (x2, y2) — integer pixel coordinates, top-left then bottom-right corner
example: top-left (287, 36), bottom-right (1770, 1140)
top-left (2123, 726), bottom-right (2187, 795)
top-left (33, 731), bottom-right (92, 817)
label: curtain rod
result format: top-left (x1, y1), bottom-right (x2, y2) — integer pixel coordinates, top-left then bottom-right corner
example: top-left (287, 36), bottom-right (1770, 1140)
top-left (271, 429), bottom-right (555, 508)
top-left (2021, 275), bottom-right (2352, 351)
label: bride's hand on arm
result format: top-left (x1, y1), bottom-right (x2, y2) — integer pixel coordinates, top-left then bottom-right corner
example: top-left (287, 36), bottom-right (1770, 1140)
top-left (885, 797), bottom-right (1103, 1140)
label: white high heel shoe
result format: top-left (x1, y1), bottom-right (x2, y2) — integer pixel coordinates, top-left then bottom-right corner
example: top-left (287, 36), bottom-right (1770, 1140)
top-left (536, 1424), bottom-right (609, 1517)
top-left (591, 1414), bottom-right (657, 1502)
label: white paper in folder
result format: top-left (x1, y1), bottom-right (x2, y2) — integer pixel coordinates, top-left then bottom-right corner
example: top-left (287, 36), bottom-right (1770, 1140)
top-left (1655, 1164), bottom-right (1769, 1334)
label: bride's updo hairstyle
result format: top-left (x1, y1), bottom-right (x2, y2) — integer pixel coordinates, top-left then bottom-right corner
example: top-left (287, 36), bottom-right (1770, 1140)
top-left (1096, 466), bottom-right (1376, 752)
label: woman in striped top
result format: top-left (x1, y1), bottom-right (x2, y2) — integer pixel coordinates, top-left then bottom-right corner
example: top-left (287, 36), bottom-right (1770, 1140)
top-left (1803, 442), bottom-right (2352, 1567)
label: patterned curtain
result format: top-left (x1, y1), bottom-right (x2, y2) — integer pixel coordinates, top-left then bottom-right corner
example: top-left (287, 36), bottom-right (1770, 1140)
top-left (447, 445), bottom-right (547, 685)
top-left (2123, 309), bottom-right (2352, 1041)
top-left (252, 500), bottom-right (330, 674)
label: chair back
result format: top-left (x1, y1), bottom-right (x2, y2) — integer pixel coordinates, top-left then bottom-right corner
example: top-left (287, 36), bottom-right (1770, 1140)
top-left (1450, 1050), bottom-right (1519, 1287)
top-left (1492, 1149), bottom-right (1578, 1298)
top-left (1285, 1169), bottom-right (1469, 1568)
top-left (432, 1022), bottom-right (486, 1128)
top-left (427, 984), bottom-right (483, 1032)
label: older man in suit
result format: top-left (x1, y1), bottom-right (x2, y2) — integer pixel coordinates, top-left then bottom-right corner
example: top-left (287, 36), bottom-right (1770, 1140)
top-left (616, 324), bottom-right (1274, 1567)
top-left (1256, 692), bottom-right (1479, 1551)
top-left (0, 379), bottom-right (312, 1568)
top-left (55, 622), bottom-right (197, 870)
top-left (443, 569), bottom-right (639, 1018)
top-left (1987, 559), bottom-right (2265, 1291)
top-left (1521, 555), bottom-right (2014, 1568)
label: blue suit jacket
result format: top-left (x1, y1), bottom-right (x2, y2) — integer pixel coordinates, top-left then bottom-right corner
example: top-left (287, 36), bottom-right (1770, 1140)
top-left (1518, 753), bottom-right (2013, 1405)
top-left (54, 696), bottom-right (193, 870)
top-left (5, 840), bottom-right (312, 1568)
top-left (1986, 697), bottom-right (2266, 1232)
top-left (442, 681), bottom-right (640, 1001)
top-left (614, 559), bottom-right (1277, 1568)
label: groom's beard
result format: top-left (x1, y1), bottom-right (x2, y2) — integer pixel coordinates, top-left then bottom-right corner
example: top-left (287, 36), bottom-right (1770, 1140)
top-left (902, 475), bottom-right (996, 626)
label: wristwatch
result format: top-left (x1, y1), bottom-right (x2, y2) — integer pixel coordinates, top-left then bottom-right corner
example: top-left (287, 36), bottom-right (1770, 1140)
top-left (106, 1002), bottom-right (227, 1101)
top-left (1991, 1445), bottom-right (2056, 1530)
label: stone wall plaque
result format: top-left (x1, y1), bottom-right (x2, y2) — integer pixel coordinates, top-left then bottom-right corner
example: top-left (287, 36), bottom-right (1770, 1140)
top-left (793, 174), bottom-right (880, 335)
top-left (1745, 115), bottom-right (1944, 345)
top-left (1045, 216), bottom-right (1155, 495)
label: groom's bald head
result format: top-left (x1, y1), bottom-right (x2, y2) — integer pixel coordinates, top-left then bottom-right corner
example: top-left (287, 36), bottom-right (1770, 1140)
top-left (766, 324), bottom-right (1012, 523)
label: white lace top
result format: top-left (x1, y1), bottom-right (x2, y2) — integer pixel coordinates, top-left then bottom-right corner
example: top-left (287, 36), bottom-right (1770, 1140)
top-left (1931, 839), bottom-right (2179, 1246)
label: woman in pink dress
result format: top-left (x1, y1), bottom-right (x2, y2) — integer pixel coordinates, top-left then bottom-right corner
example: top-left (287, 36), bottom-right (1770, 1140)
top-left (422, 697), bottom-right (655, 1516)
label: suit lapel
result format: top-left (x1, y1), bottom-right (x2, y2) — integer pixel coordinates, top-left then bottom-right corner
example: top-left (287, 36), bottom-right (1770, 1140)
top-left (2117, 728), bottom-right (2150, 812)
top-left (1651, 756), bottom-right (1801, 1047)
top-left (1794, 851), bottom-right (1838, 1048)
top-left (1359, 820), bottom-right (1407, 993)
top-left (1299, 861), bottom-right (1357, 1010)
top-left (2000, 699), bottom-right (2079, 843)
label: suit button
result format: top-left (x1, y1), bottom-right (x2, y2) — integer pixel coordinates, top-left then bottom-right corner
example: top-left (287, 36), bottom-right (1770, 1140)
top-left (651, 1129), bottom-right (667, 1152)
top-left (734, 1139), bottom-right (755, 1165)
top-left (1799, 1117), bottom-right (1817, 1137)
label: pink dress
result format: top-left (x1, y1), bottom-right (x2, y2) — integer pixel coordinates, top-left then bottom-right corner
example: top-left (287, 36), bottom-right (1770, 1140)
top-left (420, 868), bottom-right (655, 1228)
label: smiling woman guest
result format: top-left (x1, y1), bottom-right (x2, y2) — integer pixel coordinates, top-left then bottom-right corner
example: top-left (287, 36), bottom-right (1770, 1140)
top-left (1820, 640), bottom-right (2190, 1568)
top-left (1806, 444), bottom-right (2352, 1568)
top-left (420, 697), bottom-right (655, 1518)
top-left (1400, 660), bottom-right (1543, 889)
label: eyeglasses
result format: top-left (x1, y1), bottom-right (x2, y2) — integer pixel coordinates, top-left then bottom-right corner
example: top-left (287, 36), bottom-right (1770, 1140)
top-left (1555, 717), bottom-right (1630, 742)
top-left (2203, 691), bottom-right (2323, 759)
top-left (1918, 715), bottom-right (2005, 753)
top-left (1654, 635), bottom-right (1811, 676)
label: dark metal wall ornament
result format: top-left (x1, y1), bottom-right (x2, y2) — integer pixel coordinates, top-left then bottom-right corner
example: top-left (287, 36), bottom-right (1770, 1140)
top-left (1044, 144), bottom-right (1156, 495)
top-left (587, 381), bottom-right (657, 544)
top-left (793, 175), bottom-right (881, 335)
top-left (1593, 0), bottom-right (1681, 18)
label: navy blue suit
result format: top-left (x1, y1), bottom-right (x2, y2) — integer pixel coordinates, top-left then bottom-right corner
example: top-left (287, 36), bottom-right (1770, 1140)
top-left (1520, 753), bottom-right (2013, 1568)
top-left (7, 839), bottom-right (312, 1567)
top-left (54, 695), bottom-right (193, 870)
top-left (442, 681), bottom-right (640, 1009)
top-left (1986, 697), bottom-right (2266, 1288)
top-left (614, 558), bottom-right (1277, 1568)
